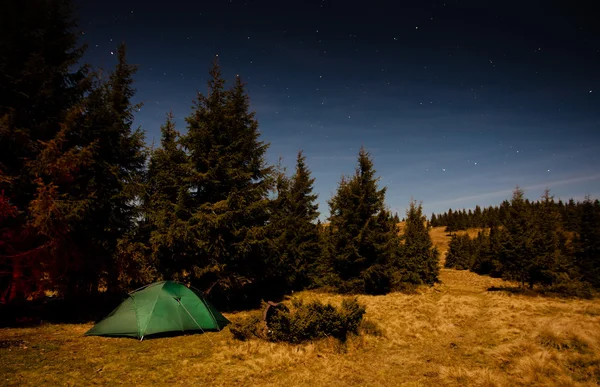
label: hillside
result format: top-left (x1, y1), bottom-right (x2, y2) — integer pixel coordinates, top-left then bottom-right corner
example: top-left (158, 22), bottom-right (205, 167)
top-left (1, 229), bottom-right (599, 386)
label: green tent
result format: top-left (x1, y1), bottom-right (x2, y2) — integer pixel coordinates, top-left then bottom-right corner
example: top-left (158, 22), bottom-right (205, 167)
top-left (85, 281), bottom-right (229, 340)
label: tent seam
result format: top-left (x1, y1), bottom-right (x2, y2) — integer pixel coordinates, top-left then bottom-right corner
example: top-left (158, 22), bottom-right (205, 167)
top-left (140, 282), bottom-right (164, 338)
top-left (200, 297), bottom-right (220, 331)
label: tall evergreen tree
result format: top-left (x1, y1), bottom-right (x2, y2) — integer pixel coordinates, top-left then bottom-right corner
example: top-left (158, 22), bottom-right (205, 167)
top-left (499, 187), bottom-right (537, 287)
top-left (445, 233), bottom-right (472, 270)
top-left (471, 224), bottom-right (502, 276)
top-left (88, 43), bottom-right (147, 293)
top-left (23, 43), bottom-right (146, 297)
top-left (574, 196), bottom-right (600, 287)
top-left (529, 189), bottom-right (571, 286)
top-left (430, 213), bottom-right (438, 227)
top-left (182, 64), bottom-right (273, 303)
top-left (326, 147), bottom-right (400, 294)
top-left (0, 0), bottom-right (89, 301)
top-left (398, 200), bottom-right (440, 284)
top-left (139, 112), bottom-right (192, 284)
top-left (269, 151), bottom-right (320, 291)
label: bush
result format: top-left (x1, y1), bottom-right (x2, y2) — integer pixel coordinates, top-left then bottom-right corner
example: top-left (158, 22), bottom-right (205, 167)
top-left (229, 314), bottom-right (265, 341)
top-left (267, 298), bottom-right (366, 344)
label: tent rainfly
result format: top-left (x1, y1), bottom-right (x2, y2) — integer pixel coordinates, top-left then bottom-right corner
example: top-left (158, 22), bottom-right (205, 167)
top-left (85, 281), bottom-right (230, 340)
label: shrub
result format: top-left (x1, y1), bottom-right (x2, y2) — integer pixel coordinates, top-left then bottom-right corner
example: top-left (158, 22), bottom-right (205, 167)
top-left (267, 298), bottom-right (366, 344)
top-left (229, 314), bottom-right (265, 341)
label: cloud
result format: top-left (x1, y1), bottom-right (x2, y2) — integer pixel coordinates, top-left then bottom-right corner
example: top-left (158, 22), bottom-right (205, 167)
top-left (426, 173), bottom-right (600, 207)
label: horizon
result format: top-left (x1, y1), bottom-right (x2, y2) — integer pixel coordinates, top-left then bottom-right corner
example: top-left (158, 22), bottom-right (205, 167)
top-left (75, 0), bottom-right (600, 219)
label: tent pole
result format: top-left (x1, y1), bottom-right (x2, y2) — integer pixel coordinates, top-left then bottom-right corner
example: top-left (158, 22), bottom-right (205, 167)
top-left (179, 301), bottom-right (214, 344)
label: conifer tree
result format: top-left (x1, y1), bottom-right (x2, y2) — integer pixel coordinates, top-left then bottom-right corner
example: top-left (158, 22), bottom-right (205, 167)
top-left (529, 189), bottom-right (570, 286)
top-left (471, 224), bottom-right (502, 276)
top-left (445, 234), bottom-right (472, 270)
top-left (182, 63), bottom-right (273, 303)
top-left (574, 196), bottom-right (600, 287)
top-left (445, 209), bottom-right (456, 232)
top-left (397, 200), bottom-right (440, 284)
top-left (499, 187), bottom-right (537, 287)
top-left (430, 213), bottom-right (438, 227)
top-left (141, 112), bottom-right (192, 284)
top-left (90, 43), bottom-right (147, 292)
top-left (326, 147), bottom-right (400, 294)
top-left (0, 0), bottom-right (89, 301)
top-left (269, 151), bottom-right (320, 291)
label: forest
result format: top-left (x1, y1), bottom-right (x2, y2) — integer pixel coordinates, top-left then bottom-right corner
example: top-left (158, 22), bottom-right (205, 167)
top-left (1, 0), bottom-right (598, 316)
top-left (0, 0), bottom-right (439, 310)
top-left (436, 189), bottom-right (600, 295)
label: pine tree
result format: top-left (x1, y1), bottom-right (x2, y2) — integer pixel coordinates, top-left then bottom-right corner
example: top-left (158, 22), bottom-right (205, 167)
top-left (269, 151), bottom-right (320, 291)
top-left (141, 112), bottom-right (192, 284)
top-left (529, 189), bottom-right (570, 286)
top-left (326, 147), bottom-right (400, 294)
top-left (397, 200), bottom-right (440, 284)
top-left (93, 43), bottom-right (147, 292)
top-left (430, 213), bottom-right (438, 227)
top-left (445, 208), bottom-right (456, 232)
top-left (182, 64), bottom-right (273, 303)
top-left (499, 187), bottom-right (537, 288)
top-left (445, 234), bottom-right (472, 270)
top-left (474, 205), bottom-right (482, 227)
top-left (471, 224), bottom-right (502, 276)
top-left (0, 0), bottom-right (89, 301)
top-left (574, 196), bottom-right (600, 287)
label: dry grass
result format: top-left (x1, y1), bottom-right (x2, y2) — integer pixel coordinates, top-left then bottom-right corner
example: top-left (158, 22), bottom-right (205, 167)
top-left (1, 229), bottom-right (599, 386)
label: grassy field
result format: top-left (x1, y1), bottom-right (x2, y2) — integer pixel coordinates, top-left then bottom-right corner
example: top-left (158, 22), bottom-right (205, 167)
top-left (1, 227), bottom-right (599, 386)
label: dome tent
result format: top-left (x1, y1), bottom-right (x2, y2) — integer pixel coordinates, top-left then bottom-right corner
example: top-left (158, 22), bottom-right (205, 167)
top-left (85, 281), bottom-right (229, 340)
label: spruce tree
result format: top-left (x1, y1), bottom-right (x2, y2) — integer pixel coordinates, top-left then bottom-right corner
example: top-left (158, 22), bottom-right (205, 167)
top-left (499, 187), bottom-right (537, 287)
top-left (326, 147), bottom-right (400, 294)
top-left (529, 189), bottom-right (569, 286)
top-left (574, 196), bottom-right (600, 287)
top-left (398, 200), bottom-right (440, 284)
top-left (141, 112), bottom-right (192, 283)
top-left (0, 0), bottom-right (89, 301)
top-left (430, 213), bottom-right (438, 227)
top-left (182, 64), bottom-right (273, 303)
top-left (471, 224), bottom-right (502, 276)
top-left (97, 43), bottom-right (147, 291)
top-left (445, 233), bottom-right (472, 270)
top-left (269, 151), bottom-right (320, 291)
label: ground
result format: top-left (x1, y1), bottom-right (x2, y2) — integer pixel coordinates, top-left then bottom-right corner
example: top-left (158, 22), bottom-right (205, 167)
top-left (1, 227), bottom-right (599, 386)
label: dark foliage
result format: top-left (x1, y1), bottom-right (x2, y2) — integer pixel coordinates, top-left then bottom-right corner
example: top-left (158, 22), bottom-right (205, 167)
top-left (323, 148), bottom-right (405, 294)
top-left (266, 298), bottom-right (366, 343)
top-left (396, 200), bottom-right (440, 285)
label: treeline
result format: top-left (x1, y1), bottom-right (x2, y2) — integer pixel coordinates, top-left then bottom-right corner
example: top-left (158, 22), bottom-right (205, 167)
top-left (0, 0), bottom-right (439, 307)
top-left (431, 198), bottom-right (587, 233)
top-left (444, 188), bottom-right (600, 295)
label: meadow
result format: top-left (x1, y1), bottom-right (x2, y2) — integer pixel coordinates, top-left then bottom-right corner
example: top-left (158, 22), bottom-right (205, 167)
top-left (1, 227), bottom-right (599, 386)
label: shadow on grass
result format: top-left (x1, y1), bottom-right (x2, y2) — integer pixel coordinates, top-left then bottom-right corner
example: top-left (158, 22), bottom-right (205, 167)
top-left (487, 285), bottom-right (596, 300)
top-left (86, 328), bottom-right (226, 341)
top-left (0, 289), bottom-right (288, 328)
top-left (0, 292), bottom-right (126, 328)
top-left (487, 286), bottom-right (540, 297)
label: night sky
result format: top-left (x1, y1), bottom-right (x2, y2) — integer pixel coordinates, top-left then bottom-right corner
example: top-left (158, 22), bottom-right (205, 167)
top-left (75, 0), bottom-right (599, 219)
